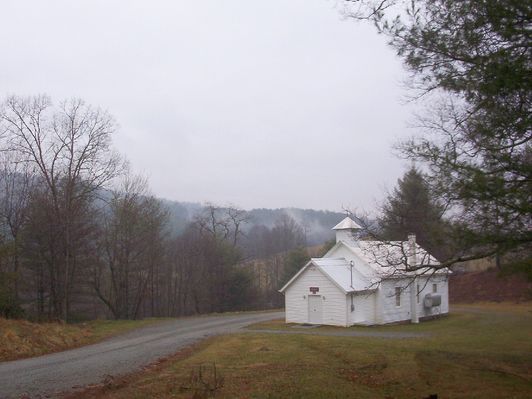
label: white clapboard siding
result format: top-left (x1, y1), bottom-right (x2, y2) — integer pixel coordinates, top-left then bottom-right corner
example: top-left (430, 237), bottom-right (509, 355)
top-left (416, 275), bottom-right (449, 318)
top-left (285, 265), bottom-right (348, 326)
top-left (379, 278), bottom-right (413, 324)
top-left (346, 292), bottom-right (377, 325)
top-left (378, 276), bottom-right (450, 324)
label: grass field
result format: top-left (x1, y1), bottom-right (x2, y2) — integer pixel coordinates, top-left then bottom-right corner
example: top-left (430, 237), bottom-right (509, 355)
top-left (67, 302), bottom-right (532, 399)
top-left (0, 317), bottom-right (164, 361)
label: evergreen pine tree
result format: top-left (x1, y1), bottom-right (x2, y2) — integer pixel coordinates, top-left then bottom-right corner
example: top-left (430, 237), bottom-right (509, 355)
top-left (379, 168), bottom-right (447, 259)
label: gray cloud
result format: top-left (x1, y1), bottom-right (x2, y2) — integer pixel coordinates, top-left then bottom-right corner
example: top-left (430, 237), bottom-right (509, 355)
top-left (1, 0), bottom-right (414, 211)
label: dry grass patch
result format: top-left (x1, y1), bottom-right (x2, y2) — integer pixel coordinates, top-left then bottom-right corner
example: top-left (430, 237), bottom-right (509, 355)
top-left (67, 302), bottom-right (532, 399)
top-left (0, 317), bottom-right (165, 361)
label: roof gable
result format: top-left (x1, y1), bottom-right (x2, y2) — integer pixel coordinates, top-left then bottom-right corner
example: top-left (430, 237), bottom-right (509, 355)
top-left (279, 257), bottom-right (376, 294)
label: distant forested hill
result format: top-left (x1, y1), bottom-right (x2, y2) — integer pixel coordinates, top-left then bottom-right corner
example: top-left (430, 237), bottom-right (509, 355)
top-left (160, 199), bottom-right (203, 235)
top-left (161, 199), bottom-right (344, 245)
top-left (246, 208), bottom-right (344, 245)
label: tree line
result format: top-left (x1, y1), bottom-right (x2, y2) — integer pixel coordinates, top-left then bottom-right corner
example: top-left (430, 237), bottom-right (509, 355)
top-left (346, 0), bottom-right (531, 272)
top-left (0, 95), bottom-right (311, 321)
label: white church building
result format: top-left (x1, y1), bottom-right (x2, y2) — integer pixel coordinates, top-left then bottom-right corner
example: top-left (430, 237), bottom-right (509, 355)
top-left (279, 217), bottom-right (449, 326)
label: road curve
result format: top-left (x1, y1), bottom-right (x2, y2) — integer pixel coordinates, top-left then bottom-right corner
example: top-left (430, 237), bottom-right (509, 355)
top-left (0, 311), bottom-right (284, 399)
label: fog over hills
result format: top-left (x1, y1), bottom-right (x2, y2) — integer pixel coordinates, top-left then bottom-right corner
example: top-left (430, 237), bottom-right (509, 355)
top-left (161, 199), bottom-right (345, 245)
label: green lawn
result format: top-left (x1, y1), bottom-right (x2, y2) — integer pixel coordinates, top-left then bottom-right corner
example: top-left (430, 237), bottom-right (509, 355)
top-left (70, 302), bottom-right (532, 399)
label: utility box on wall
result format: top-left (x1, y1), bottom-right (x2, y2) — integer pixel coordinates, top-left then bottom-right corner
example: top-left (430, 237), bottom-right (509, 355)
top-left (424, 293), bottom-right (442, 308)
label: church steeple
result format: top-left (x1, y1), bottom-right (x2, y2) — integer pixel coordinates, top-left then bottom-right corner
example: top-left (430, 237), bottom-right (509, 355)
top-left (332, 217), bottom-right (362, 243)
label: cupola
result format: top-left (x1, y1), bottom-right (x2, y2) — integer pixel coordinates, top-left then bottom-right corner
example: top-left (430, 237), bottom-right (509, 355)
top-left (332, 217), bottom-right (362, 243)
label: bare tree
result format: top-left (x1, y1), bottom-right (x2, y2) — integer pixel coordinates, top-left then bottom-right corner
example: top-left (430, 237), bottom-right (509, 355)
top-left (271, 213), bottom-right (306, 253)
top-left (92, 173), bottom-right (167, 319)
top-left (166, 204), bottom-right (252, 314)
top-left (342, 211), bottom-right (449, 299)
top-left (0, 153), bottom-right (35, 301)
top-left (0, 95), bottom-right (122, 321)
top-left (194, 203), bottom-right (249, 247)
top-left (240, 214), bottom-right (308, 308)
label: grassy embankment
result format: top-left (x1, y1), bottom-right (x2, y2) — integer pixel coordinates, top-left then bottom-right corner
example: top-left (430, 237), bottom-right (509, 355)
top-left (0, 317), bottom-right (164, 362)
top-left (69, 302), bottom-right (532, 399)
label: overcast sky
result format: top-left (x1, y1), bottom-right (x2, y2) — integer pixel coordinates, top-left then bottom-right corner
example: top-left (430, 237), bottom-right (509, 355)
top-left (1, 0), bottom-right (415, 212)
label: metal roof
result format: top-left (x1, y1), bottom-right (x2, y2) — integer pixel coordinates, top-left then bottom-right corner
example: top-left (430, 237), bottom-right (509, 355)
top-left (331, 217), bottom-right (362, 231)
top-left (278, 257), bottom-right (377, 294)
top-left (341, 240), bottom-right (445, 278)
top-left (312, 258), bottom-right (376, 292)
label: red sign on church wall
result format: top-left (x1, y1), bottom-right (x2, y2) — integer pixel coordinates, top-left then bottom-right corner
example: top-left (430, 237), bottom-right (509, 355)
top-left (309, 287), bottom-right (319, 294)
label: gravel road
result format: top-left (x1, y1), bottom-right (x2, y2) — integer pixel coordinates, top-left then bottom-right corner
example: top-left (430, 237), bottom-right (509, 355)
top-left (0, 311), bottom-right (284, 399)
